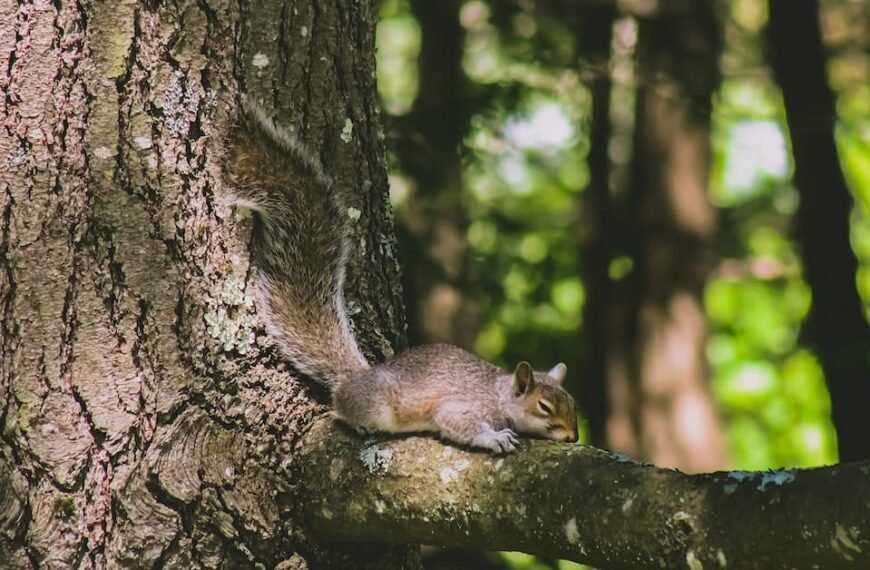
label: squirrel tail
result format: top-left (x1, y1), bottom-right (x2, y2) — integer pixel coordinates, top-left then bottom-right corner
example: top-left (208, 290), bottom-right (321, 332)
top-left (222, 99), bottom-right (369, 383)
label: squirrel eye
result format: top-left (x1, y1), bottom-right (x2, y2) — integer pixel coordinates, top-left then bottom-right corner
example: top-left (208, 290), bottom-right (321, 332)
top-left (537, 400), bottom-right (553, 416)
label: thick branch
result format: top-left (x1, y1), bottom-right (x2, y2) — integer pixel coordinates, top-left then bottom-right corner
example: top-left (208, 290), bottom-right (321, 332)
top-left (301, 418), bottom-right (870, 569)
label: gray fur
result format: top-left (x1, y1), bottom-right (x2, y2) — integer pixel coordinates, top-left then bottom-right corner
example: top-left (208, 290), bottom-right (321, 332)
top-left (332, 344), bottom-right (575, 453)
top-left (223, 97), bottom-right (368, 380)
top-left (223, 100), bottom-right (578, 453)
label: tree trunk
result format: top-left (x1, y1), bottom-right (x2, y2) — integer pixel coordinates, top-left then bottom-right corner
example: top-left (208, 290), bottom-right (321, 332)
top-left (0, 0), bottom-right (410, 567)
top-left (768, 0), bottom-right (870, 462)
top-left (573, 2), bottom-right (617, 450)
top-left (604, 2), bottom-right (729, 472)
top-left (393, 0), bottom-right (480, 350)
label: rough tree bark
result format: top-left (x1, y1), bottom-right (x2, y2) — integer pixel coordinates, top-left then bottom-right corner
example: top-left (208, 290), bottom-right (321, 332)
top-left (768, 0), bottom-right (870, 462)
top-left (0, 0), bottom-right (410, 567)
top-left (2, 2), bottom-right (869, 570)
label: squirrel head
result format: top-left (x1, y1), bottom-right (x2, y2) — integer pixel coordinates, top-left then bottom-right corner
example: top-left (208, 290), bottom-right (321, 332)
top-left (507, 361), bottom-right (579, 443)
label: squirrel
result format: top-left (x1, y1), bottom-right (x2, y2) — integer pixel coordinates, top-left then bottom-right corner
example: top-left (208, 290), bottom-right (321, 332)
top-left (221, 99), bottom-right (579, 453)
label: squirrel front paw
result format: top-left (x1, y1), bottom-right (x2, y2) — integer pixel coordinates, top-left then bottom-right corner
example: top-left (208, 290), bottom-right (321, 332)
top-left (472, 428), bottom-right (519, 454)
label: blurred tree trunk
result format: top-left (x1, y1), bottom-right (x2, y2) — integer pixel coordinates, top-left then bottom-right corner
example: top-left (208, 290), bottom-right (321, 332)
top-left (572, 3), bottom-right (617, 450)
top-left (768, 0), bottom-right (870, 462)
top-left (397, 9), bottom-right (505, 568)
top-left (0, 0), bottom-right (412, 567)
top-left (602, 3), bottom-right (729, 472)
top-left (393, 0), bottom-right (480, 349)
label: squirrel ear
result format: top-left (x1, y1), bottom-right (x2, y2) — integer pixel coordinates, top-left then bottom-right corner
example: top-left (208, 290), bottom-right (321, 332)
top-left (548, 363), bottom-right (567, 384)
top-left (513, 361), bottom-right (535, 396)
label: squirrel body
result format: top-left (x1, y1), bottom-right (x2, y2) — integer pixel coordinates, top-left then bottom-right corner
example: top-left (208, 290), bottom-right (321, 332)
top-left (334, 343), bottom-right (577, 452)
top-left (223, 100), bottom-right (578, 453)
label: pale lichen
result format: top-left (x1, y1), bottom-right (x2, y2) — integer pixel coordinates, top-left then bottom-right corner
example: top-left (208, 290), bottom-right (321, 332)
top-left (340, 118), bottom-right (354, 143)
top-left (831, 523), bottom-right (862, 561)
top-left (163, 69), bottom-right (202, 137)
top-left (329, 458), bottom-right (344, 481)
top-left (612, 451), bottom-right (645, 465)
top-left (686, 550), bottom-right (703, 570)
top-left (564, 517), bottom-right (580, 544)
top-left (374, 499), bottom-right (386, 513)
top-left (757, 470), bottom-right (795, 491)
top-left (440, 466), bottom-right (459, 485)
top-left (252, 53), bottom-right (270, 68)
top-left (725, 471), bottom-right (755, 483)
top-left (440, 458), bottom-right (470, 485)
top-left (726, 469), bottom-right (796, 491)
top-left (203, 272), bottom-right (258, 353)
top-left (93, 147), bottom-right (114, 160)
top-left (359, 443), bottom-right (393, 474)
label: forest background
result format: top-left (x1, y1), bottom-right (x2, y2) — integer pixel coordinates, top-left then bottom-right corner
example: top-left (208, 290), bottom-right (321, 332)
top-left (375, 0), bottom-right (869, 567)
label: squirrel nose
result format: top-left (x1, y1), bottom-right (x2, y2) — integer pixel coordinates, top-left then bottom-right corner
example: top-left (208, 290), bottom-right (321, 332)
top-left (564, 433), bottom-right (578, 443)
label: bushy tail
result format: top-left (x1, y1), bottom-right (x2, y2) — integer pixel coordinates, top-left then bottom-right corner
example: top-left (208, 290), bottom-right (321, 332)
top-left (222, 99), bottom-right (369, 383)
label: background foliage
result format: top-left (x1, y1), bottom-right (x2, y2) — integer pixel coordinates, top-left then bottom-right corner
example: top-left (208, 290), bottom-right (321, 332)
top-left (377, 0), bottom-right (867, 565)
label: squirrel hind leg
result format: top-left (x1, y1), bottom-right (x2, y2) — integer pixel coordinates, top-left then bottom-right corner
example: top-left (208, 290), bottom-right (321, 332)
top-left (331, 370), bottom-right (398, 433)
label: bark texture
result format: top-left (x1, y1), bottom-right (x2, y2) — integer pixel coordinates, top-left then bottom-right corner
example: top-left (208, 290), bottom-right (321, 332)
top-left (0, 0), bottom-right (409, 567)
top-left (302, 419), bottom-right (870, 569)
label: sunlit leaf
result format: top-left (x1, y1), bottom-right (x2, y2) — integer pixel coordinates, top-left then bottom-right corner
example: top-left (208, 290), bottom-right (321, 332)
top-left (716, 361), bottom-right (778, 409)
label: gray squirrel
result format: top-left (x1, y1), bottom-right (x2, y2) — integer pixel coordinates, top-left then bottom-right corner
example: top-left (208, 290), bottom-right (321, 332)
top-left (222, 100), bottom-right (578, 453)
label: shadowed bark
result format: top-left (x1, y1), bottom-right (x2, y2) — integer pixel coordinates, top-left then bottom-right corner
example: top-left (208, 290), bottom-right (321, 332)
top-left (768, 0), bottom-right (870, 462)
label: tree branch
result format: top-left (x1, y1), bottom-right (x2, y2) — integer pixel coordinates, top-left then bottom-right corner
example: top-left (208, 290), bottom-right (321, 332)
top-left (300, 418), bottom-right (870, 569)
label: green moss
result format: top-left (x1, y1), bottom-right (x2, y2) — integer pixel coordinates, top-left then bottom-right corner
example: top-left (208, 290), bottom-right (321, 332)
top-left (55, 497), bottom-right (77, 519)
